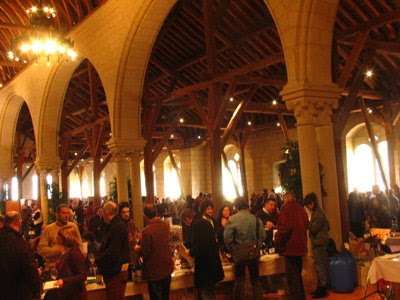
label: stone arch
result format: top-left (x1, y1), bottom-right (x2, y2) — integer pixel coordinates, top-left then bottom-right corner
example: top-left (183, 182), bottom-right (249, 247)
top-left (36, 58), bottom-right (85, 163)
top-left (0, 94), bottom-right (27, 174)
top-left (113, 0), bottom-right (176, 142)
top-left (265, 0), bottom-right (339, 85)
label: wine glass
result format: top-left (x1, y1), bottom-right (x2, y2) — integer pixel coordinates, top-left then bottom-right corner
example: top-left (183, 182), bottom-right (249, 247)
top-left (50, 268), bottom-right (58, 281)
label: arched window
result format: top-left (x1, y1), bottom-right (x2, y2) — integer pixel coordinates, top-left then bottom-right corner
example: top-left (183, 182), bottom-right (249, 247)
top-left (69, 171), bottom-right (81, 198)
top-left (348, 144), bottom-right (376, 192)
top-left (82, 178), bottom-right (89, 199)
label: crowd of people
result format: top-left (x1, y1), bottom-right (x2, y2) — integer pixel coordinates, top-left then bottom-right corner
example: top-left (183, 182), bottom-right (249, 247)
top-left (0, 187), bottom-right (334, 300)
top-left (348, 184), bottom-right (400, 237)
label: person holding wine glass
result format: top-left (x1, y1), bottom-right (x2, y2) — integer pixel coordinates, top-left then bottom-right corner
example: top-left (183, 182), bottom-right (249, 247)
top-left (50, 225), bottom-right (87, 300)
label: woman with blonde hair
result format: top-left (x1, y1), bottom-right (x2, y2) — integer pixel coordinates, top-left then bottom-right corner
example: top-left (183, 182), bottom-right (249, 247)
top-left (50, 225), bottom-right (87, 299)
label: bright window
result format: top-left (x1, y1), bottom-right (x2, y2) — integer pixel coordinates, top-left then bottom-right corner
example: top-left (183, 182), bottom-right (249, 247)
top-left (222, 154), bottom-right (243, 201)
top-left (164, 157), bottom-right (182, 199)
top-left (46, 174), bottom-right (52, 199)
top-left (100, 175), bottom-right (106, 197)
top-left (348, 142), bottom-right (389, 192)
top-left (11, 177), bottom-right (18, 200)
top-left (82, 178), bottom-right (89, 199)
top-left (32, 174), bottom-right (38, 200)
top-left (140, 160), bottom-right (157, 197)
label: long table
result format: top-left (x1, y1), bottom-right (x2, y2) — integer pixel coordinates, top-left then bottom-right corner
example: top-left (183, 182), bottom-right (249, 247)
top-left (86, 254), bottom-right (285, 300)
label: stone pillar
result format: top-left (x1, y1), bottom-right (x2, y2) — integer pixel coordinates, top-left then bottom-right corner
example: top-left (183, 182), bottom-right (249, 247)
top-left (114, 153), bottom-right (129, 203)
top-left (129, 150), bottom-right (144, 230)
top-left (286, 99), bottom-right (322, 203)
top-left (316, 103), bottom-right (342, 246)
top-left (37, 168), bottom-right (49, 224)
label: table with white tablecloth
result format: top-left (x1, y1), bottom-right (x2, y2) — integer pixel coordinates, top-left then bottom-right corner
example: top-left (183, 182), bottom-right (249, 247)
top-left (367, 254), bottom-right (400, 284)
top-left (86, 254), bottom-right (285, 300)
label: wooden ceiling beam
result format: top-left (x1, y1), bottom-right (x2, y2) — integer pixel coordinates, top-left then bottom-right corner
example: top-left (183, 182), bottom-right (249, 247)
top-left (337, 30), bottom-right (369, 88)
top-left (62, 115), bottom-right (109, 136)
top-left (339, 39), bottom-right (400, 57)
top-left (337, 7), bottom-right (400, 40)
top-left (146, 52), bottom-right (284, 103)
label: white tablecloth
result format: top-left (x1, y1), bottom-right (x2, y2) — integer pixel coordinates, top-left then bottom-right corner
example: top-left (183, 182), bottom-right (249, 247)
top-left (368, 254), bottom-right (400, 284)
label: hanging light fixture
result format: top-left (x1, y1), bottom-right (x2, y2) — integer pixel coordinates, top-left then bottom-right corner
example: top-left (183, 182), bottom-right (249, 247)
top-left (8, 1), bottom-right (76, 64)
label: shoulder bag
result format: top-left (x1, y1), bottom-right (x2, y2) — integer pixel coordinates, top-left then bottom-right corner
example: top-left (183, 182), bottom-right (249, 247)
top-left (231, 215), bottom-right (261, 263)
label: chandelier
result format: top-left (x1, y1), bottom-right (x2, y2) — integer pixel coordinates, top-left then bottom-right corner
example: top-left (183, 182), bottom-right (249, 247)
top-left (8, 1), bottom-right (77, 64)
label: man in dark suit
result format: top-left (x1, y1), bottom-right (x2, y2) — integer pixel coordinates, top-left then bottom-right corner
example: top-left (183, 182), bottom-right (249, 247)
top-left (0, 211), bottom-right (41, 300)
top-left (96, 202), bottom-right (130, 300)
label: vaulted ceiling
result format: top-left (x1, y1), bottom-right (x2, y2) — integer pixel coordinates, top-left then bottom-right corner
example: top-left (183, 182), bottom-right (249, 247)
top-left (10, 0), bottom-right (400, 166)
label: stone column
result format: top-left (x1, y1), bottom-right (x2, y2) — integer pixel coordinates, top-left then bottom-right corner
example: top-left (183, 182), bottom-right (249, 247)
top-left (316, 102), bottom-right (342, 246)
top-left (37, 168), bottom-right (49, 224)
top-left (114, 152), bottom-right (129, 203)
top-left (129, 150), bottom-right (144, 230)
top-left (286, 99), bottom-right (322, 203)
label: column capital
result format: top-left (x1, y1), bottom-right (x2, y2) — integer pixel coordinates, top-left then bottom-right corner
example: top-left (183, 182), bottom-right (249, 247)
top-left (35, 160), bottom-right (62, 172)
top-left (315, 102), bottom-right (335, 126)
top-left (281, 83), bottom-right (341, 126)
top-left (107, 137), bottom-right (145, 157)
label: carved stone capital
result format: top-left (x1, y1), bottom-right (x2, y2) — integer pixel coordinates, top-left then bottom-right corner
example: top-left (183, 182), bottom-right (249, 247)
top-left (315, 102), bottom-right (334, 126)
top-left (35, 159), bottom-right (62, 173)
top-left (281, 83), bottom-right (340, 126)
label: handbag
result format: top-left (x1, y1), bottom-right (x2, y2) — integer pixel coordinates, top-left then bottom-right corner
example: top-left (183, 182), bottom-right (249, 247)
top-left (231, 215), bottom-right (261, 263)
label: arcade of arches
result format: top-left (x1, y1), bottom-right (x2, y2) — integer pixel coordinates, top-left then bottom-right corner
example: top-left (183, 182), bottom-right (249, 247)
top-left (1, 0), bottom-right (400, 248)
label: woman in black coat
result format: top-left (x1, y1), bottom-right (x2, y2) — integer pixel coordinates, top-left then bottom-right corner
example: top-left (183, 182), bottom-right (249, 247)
top-left (188, 199), bottom-right (224, 299)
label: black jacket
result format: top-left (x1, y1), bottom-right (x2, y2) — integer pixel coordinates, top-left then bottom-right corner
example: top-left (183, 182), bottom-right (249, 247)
top-left (0, 226), bottom-right (41, 300)
top-left (189, 217), bottom-right (224, 288)
top-left (256, 209), bottom-right (278, 244)
top-left (96, 216), bottom-right (129, 278)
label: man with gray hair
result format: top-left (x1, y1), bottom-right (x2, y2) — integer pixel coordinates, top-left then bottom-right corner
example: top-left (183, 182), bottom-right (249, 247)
top-left (0, 211), bottom-right (41, 299)
top-left (96, 201), bottom-right (130, 300)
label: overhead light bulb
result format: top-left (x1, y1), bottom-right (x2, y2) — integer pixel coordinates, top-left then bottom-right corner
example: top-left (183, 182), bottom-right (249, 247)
top-left (272, 99), bottom-right (277, 106)
top-left (179, 118), bottom-right (184, 123)
top-left (229, 97), bottom-right (234, 102)
top-left (170, 134), bottom-right (174, 138)
top-left (247, 121), bottom-right (252, 126)
top-left (365, 70), bottom-right (373, 78)
top-left (276, 122), bottom-right (280, 127)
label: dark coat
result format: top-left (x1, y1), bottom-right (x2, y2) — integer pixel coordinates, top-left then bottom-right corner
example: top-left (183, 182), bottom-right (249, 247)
top-left (189, 217), bottom-right (224, 288)
top-left (96, 216), bottom-right (130, 279)
top-left (309, 207), bottom-right (329, 248)
top-left (88, 215), bottom-right (106, 243)
top-left (140, 218), bottom-right (174, 281)
top-left (0, 226), bottom-right (41, 300)
top-left (275, 200), bottom-right (308, 257)
top-left (55, 247), bottom-right (87, 300)
top-left (256, 209), bottom-right (278, 244)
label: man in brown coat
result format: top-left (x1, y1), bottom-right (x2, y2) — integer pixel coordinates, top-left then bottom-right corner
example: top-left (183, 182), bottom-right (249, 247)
top-left (138, 205), bottom-right (174, 300)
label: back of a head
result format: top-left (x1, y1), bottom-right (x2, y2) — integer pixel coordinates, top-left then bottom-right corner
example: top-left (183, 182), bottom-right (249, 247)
top-left (4, 211), bottom-right (22, 227)
top-left (103, 201), bottom-right (118, 217)
top-left (58, 225), bottom-right (80, 248)
top-left (283, 192), bottom-right (296, 203)
top-left (144, 205), bottom-right (157, 219)
top-left (303, 192), bottom-right (318, 207)
top-left (234, 197), bottom-right (249, 211)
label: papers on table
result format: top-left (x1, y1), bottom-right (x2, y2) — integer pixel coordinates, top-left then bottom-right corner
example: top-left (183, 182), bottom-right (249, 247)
top-left (43, 281), bottom-right (60, 291)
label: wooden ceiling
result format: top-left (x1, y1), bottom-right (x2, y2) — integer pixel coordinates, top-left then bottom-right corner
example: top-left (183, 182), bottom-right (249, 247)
top-left (12, 0), bottom-right (400, 165)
